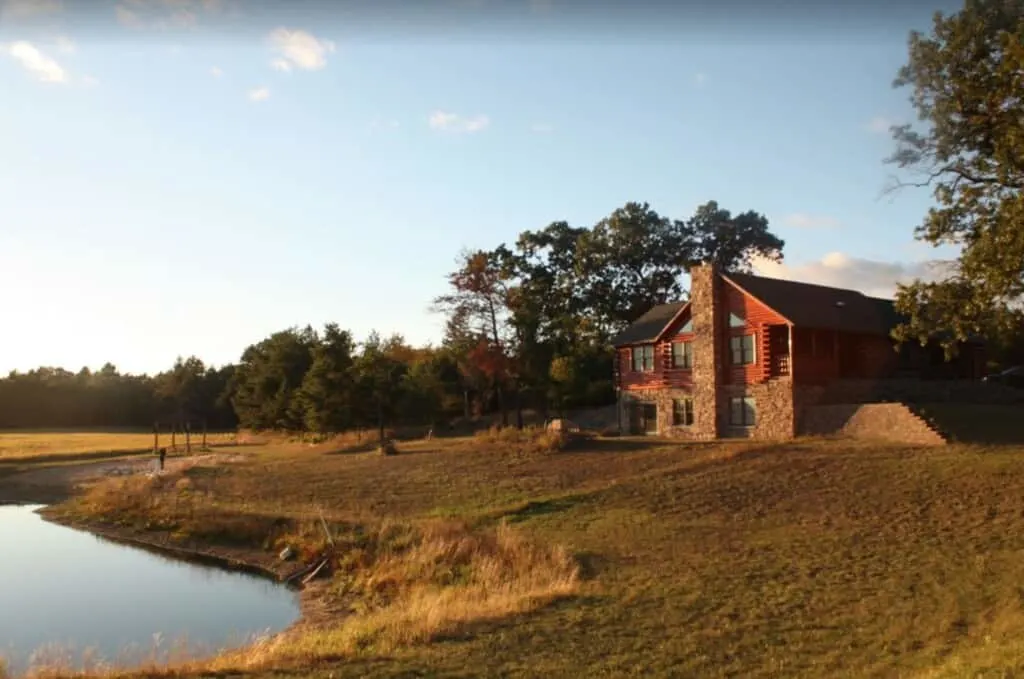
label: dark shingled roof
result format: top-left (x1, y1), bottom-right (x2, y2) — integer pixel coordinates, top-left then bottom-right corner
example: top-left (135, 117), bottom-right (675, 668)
top-left (611, 273), bottom-right (908, 346)
top-left (609, 302), bottom-right (686, 346)
top-left (723, 272), bottom-right (905, 335)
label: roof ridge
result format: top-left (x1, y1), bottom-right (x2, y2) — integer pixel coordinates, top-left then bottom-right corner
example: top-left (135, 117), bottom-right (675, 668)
top-left (727, 271), bottom-right (887, 301)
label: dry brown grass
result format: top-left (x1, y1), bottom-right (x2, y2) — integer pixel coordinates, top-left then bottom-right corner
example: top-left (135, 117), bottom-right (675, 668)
top-left (43, 465), bottom-right (579, 678)
top-left (0, 430), bottom-right (238, 462)
top-left (226, 519), bottom-right (578, 669)
top-left (27, 432), bottom-right (1024, 678)
top-left (473, 425), bottom-right (568, 455)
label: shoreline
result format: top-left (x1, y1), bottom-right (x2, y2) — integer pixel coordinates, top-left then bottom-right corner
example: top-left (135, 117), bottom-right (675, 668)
top-left (40, 510), bottom-right (295, 583)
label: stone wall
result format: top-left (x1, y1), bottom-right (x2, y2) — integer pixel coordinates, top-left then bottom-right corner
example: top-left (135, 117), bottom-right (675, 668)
top-left (617, 381), bottom-right (795, 441)
top-left (800, 378), bottom-right (1024, 407)
top-left (718, 380), bottom-right (795, 441)
top-left (689, 263), bottom-right (723, 439)
top-left (618, 388), bottom-right (714, 440)
top-left (801, 403), bottom-right (946, 446)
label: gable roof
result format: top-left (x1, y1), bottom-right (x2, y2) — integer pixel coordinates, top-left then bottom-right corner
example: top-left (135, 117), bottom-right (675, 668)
top-left (723, 272), bottom-right (904, 336)
top-left (610, 273), bottom-right (908, 346)
top-left (609, 301), bottom-right (686, 346)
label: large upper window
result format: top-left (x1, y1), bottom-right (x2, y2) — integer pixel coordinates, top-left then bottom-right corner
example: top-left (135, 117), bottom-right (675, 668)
top-left (731, 335), bottom-right (756, 365)
top-left (677, 318), bottom-right (693, 334)
top-left (729, 396), bottom-right (756, 427)
top-left (672, 341), bottom-right (693, 369)
top-left (729, 311), bottom-right (745, 328)
top-left (631, 345), bottom-right (655, 372)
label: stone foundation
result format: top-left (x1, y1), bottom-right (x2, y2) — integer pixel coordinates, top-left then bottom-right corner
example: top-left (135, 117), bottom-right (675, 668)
top-left (617, 379), bottom-right (795, 441)
top-left (618, 388), bottom-right (714, 440)
top-left (718, 380), bottom-right (794, 441)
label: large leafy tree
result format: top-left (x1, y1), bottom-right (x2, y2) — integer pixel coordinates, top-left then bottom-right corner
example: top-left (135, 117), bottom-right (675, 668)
top-left (887, 0), bottom-right (1024, 354)
top-left (295, 324), bottom-right (357, 435)
top-left (433, 250), bottom-right (514, 425)
top-left (353, 332), bottom-right (409, 445)
top-left (685, 201), bottom-right (784, 274)
top-left (433, 200), bottom-right (785, 423)
top-left (231, 327), bottom-right (318, 430)
top-left (153, 356), bottom-right (208, 427)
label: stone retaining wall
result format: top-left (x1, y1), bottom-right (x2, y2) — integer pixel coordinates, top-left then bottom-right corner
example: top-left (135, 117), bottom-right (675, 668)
top-left (800, 403), bottom-right (946, 446)
top-left (808, 379), bottom-right (1024, 406)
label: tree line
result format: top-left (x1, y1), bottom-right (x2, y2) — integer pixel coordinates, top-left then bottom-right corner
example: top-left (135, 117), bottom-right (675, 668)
top-left (9, 0), bottom-right (1024, 434)
top-left (0, 200), bottom-right (784, 437)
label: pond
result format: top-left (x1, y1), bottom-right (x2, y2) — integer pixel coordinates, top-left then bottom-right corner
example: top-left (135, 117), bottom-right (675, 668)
top-left (0, 504), bottom-right (300, 676)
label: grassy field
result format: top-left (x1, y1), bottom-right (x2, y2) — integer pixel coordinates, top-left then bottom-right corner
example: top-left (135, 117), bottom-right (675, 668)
top-left (0, 429), bottom-right (239, 462)
top-left (18, 430), bottom-right (1024, 678)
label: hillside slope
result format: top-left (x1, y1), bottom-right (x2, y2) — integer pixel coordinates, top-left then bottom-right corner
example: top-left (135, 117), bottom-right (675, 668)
top-left (28, 435), bottom-right (1024, 678)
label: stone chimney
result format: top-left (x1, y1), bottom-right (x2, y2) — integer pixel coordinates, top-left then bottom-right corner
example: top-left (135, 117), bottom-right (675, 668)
top-left (688, 262), bottom-right (723, 439)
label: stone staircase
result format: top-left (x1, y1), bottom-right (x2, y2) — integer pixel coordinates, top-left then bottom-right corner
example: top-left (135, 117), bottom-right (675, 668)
top-left (800, 402), bottom-right (947, 445)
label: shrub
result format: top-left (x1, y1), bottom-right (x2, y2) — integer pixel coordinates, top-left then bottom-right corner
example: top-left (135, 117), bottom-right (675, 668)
top-left (474, 426), bottom-right (567, 455)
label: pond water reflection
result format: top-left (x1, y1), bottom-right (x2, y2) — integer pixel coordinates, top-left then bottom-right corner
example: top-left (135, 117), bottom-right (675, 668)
top-left (0, 504), bottom-right (299, 676)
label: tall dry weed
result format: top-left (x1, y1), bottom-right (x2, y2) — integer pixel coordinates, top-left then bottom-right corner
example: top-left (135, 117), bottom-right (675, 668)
top-left (267, 518), bottom-right (579, 661)
top-left (474, 426), bottom-right (567, 455)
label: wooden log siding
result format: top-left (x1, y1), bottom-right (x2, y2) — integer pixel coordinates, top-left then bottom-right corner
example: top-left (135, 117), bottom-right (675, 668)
top-left (723, 284), bottom-right (787, 385)
top-left (617, 344), bottom-right (695, 390)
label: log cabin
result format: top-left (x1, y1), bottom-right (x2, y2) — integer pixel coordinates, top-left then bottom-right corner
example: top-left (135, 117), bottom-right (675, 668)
top-left (610, 263), bottom-right (988, 440)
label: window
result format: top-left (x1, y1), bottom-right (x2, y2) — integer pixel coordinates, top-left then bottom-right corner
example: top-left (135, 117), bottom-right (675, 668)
top-left (729, 396), bottom-right (756, 427)
top-left (729, 311), bottom-right (745, 328)
top-left (672, 341), bottom-right (693, 368)
top-left (677, 318), bottom-right (693, 334)
top-left (672, 398), bottom-right (694, 426)
top-left (631, 345), bottom-right (655, 372)
top-left (731, 335), bottom-right (756, 365)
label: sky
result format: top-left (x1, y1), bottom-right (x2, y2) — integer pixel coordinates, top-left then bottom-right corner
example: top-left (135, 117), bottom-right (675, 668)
top-left (0, 0), bottom-right (964, 376)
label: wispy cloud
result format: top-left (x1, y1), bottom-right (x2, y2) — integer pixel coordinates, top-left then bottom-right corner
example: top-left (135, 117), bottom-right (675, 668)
top-left (370, 118), bottom-right (400, 131)
top-left (694, 72), bottom-right (707, 86)
top-left (751, 251), bottom-right (955, 299)
top-left (210, 65), bottom-right (223, 77)
top-left (81, 74), bottom-right (99, 87)
top-left (783, 213), bottom-right (841, 229)
top-left (530, 122), bottom-right (554, 133)
top-left (0, 0), bottom-right (62, 19)
top-left (428, 110), bottom-right (490, 134)
top-left (1, 40), bottom-right (67, 83)
top-left (268, 28), bottom-right (335, 72)
top-left (114, 4), bottom-right (144, 27)
top-left (248, 86), bottom-right (270, 102)
top-left (53, 34), bottom-right (75, 54)
top-left (866, 115), bottom-right (896, 135)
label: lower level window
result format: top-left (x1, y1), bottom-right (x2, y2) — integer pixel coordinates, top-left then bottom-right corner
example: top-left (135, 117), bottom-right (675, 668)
top-left (672, 397), bottom-right (694, 426)
top-left (729, 396), bottom-right (756, 427)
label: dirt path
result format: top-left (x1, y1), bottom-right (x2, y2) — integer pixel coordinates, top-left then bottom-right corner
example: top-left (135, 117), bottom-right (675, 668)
top-left (0, 453), bottom-right (243, 505)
